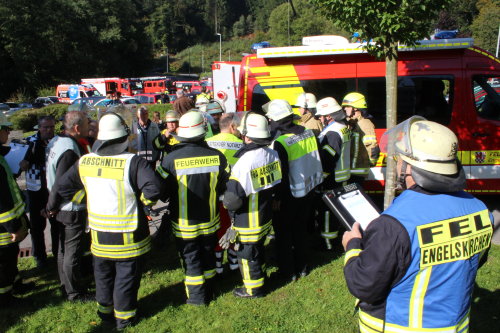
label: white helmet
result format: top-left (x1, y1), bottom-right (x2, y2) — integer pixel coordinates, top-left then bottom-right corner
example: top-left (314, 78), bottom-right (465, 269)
top-left (382, 116), bottom-right (459, 175)
top-left (165, 110), bottom-right (180, 122)
top-left (264, 99), bottom-right (294, 121)
top-left (206, 101), bottom-right (224, 115)
top-left (315, 97), bottom-right (343, 116)
top-left (98, 113), bottom-right (129, 140)
top-left (294, 93), bottom-right (317, 109)
top-left (237, 112), bottom-right (270, 139)
top-left (177, 111), bottom-right (206, 140)
top-left (195, 96), bottom-right (210, 112)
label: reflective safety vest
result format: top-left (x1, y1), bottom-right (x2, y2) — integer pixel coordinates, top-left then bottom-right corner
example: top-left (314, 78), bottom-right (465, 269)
top-left (318, 121), bottom-right (351, 182)
top-left (46, 136), bottom-right (86, 211)
top-left (206, 132), bottom-right (243, 167)
top-left (230, 147), bottom-right (282, 242)
top-left (275, 129), bottom-right (323, 198)
top-left (350, 124), bottom-right (370, 177)
top-left (79, 153), bottom-right (138, 233)
top-left (360, 190), bottom-right (493, 333)
top-left (0, 156), bottom-right (26, 246)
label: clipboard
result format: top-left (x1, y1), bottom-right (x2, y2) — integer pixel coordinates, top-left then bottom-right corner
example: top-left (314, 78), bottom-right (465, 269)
top-left (322, 183), bottom-right (381, 231)
top-left (5, 142), bottom-right (29, 176)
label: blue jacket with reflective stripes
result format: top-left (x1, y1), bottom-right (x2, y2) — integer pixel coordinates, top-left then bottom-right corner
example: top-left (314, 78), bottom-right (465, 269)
top-left (383, 189), bottom-right (492, 329)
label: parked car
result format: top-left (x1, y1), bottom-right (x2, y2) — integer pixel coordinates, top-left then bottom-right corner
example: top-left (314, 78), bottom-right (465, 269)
top-left (4, 102), bottom-right (32, 111)
top-left (33, 96), bottom-right (60, 108)
top-left (134, 93), bottom-right (163, 104)
top-left (71, 97), bottom-right (105, 106)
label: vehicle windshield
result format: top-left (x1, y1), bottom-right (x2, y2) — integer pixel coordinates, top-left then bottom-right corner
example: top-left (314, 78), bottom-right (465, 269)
top-left (473, 76), bottom-right (500, 120)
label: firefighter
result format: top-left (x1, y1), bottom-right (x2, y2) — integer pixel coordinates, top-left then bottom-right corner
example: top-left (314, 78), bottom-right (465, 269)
top-left (206, 113), bottom-right (243, 274)
top-left (315, 97), bottom-right (351, 250)
top-left (223, 112), bottom-right (282, 298)
top-left (294, 93), bottom-right (323, 136)
top-left (156, 110), bottom-right (229, 305)
top-left (153, 110), bottom-right (181, 157)
top-left (54, 111), bottom-right (162, 329)
top-left (206, 101), bottom-right (224, 135)
top-left (152, 110), bottom-right (181, 241)
top-left (266, 99), bottom-right (323, 281)
top-left (342, 92), bottom-right (380, 166)
top-left (46, 111), bottom-right (92, 301)
top-left (0, 114), bottom-right (29, 306)
top-left (342, 116), bottom-right (493, 333)
top-left (196, 86), bottom-right (211, 102)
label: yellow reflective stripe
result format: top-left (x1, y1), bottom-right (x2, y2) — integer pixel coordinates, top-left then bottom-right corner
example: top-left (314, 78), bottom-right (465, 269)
top-left (178, 175), bottom-right (188, 226)
top-left (409, 267), bottom-right (432, 328)
top-left (363, 135), bottom-right (377, 144)
top-left (140, 193), bottom-right (155, 206)
top-left (114, 309), bottom-right (136, 320)
top-left (156, 165), bottom-right (169, 179)
top-left (0, 232), bottom-right (14, 246)
top-left (91, 237), bottom-right (151, 259)
top-left (323, 145), bottom-right (336, 157)
top-left (123, 233), bottom-right (133, 245)
top-left (0, 201), bottom-right (25, 223)
top-left (185, 275), bottom-right (204, 285)
top-left (0, 284), bottom-right (13, 294)
top-left (242, 259), bottom-right (250, 281)
top-left (70, 189), bottom-right (85, 205)
top-left (248, 192), bottom-right (259, 229)
top-left (172, 218), bottom-right (220, 231)
top-left (360, 308), bottom-right (470, 333)
top-left (116, 179), bottom-right (125, 216)
top-left (204, 269), bottom-right (216, 280)
top-left (209, 172), bottom-right (218, 222)
top-left (173, 223), bottom-right (220, 239)
top-left (243, 277), bottom-right (265, 289)
top-left (344, 249), bottom-right (361, 265)
top-left (97, 303), bottom-right (113, 314)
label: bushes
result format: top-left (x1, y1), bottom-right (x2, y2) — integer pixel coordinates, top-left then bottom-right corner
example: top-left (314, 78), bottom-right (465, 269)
top-left (10, 104), bottom-right (68, 132)
top-left (10, 103), bottom-right (173, 133)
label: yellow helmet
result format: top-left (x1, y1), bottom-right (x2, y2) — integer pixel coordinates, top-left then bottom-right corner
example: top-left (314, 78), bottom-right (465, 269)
top-left (342, 92), bottom-right (367, 109)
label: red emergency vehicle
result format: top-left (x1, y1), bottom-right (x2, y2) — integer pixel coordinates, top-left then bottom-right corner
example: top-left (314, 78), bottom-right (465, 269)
top-left (236, 36), bottom-right (500, 197)
top-left (212, 61), bottom-right (240, 113)
top-left (81, 78), bottom-right (142, 97)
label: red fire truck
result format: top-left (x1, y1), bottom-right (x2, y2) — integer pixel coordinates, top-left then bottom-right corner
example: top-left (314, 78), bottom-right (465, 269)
top-left (236, 36), bottom-right (500, 200)
top-left (81, 78), bottom-right (143, 96)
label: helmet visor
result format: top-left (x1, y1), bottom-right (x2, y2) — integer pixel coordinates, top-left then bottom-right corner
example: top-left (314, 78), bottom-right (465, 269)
top-left (380, 116), bottom-right (426, 159)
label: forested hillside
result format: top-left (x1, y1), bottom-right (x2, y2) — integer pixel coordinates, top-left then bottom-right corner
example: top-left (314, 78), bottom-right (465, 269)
top-left (0, 0), bottom-right (498, 101)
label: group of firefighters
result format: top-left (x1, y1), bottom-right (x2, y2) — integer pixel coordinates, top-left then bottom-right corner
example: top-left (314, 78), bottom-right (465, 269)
top-left (0, 88), bottom-right (493, 332)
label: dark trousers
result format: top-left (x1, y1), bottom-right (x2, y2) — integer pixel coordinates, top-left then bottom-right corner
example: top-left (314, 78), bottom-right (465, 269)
top-left (176, 233), bottom-right (217, 304)
top-left (28, 189), bottom-right (59, 260)
top-left (56, 212), bottom-right (90, 299)
top-left (273, 192), bottom-right (313, 277)
top-left (0, 243), bottom-right (19, 298)
top-left (236, 241), bottom-right (266, 296)
top-left (94, 256), bottom-right (143, 329)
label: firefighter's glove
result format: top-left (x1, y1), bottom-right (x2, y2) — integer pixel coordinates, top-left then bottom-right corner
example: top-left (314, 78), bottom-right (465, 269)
top-left (219, 226), bottom-right (238, 250)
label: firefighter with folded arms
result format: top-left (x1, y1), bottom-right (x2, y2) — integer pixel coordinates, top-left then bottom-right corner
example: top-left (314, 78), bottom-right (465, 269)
top-left (315, 97), bottom-right (352, 250)
top-left (206, 112), bottom-right (243, 275)
top-left (0, 114), bottom-right (29, 306)
top-left (222, 112), bottom-right (282, 298)
top-left (54, 112), bottom-right (163, 329)
top-left (342, 92), bottom-right (380, 166)
top-left (265, 99), bottom-right (323, 281)
top-left (156, 110), bottom-right (229, 305)
top-left (342, 116), bottom-right (493, 333)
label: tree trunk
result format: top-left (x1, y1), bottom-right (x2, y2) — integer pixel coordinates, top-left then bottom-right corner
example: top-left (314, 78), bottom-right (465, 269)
top-left (383, 44), bottom-right (398, 209)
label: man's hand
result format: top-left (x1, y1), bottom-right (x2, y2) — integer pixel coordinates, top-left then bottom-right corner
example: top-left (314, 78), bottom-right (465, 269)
top-left (11, 228), bottom-right (28, 243)
top-left (342, 222), bottom-right (362, 251)
top-left (19, 160), bottom-right (30, 171)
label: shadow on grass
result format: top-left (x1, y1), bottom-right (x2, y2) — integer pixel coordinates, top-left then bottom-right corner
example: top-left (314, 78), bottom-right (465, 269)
top-left (470, 282), bottom-right (500, 333)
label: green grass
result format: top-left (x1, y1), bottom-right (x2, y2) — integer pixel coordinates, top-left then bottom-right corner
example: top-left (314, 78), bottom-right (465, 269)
top-left (2, 242), bottom-right (499, 333)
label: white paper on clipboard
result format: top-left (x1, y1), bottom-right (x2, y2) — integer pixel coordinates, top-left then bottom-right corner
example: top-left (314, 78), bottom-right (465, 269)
top-left (339, 190), bottom-right (380, 230)
top-left (5, 143), bottom-right (29, 175)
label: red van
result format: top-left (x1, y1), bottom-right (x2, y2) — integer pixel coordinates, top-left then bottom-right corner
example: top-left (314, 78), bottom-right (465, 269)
top-left (236, 37), bottom-right (500, 200)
